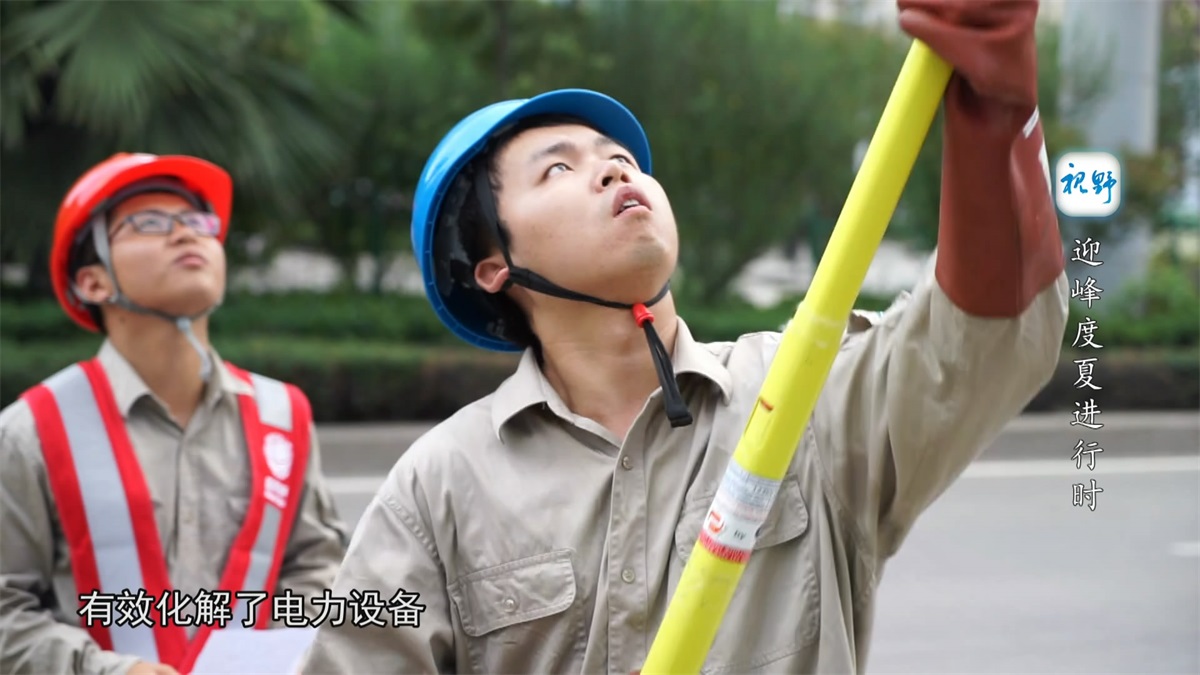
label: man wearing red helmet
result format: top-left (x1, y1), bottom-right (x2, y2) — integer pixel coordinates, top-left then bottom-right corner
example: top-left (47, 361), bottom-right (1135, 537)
top-left (0, 154), bottom-right (348, 675)
top-left (302, 1), bottom-right (1068, 673)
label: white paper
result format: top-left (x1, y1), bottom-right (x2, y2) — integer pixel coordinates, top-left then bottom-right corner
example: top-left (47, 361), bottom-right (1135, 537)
top-left (190, 626), bottom-right (317, 675)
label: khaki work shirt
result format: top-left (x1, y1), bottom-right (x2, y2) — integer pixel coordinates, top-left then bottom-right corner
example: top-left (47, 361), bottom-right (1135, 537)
top-left (300, 260), bottom-right (1069, 675)
top-left (0, 341), bottom-right (349, 675)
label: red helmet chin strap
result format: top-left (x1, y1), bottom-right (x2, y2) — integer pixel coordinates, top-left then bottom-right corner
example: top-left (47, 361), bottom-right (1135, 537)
top-left (73, 215), bottom-right (223, 382)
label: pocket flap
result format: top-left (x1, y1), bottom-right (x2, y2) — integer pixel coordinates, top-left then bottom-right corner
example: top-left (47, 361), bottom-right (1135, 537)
top-left (449, 549), bottom-right (577, 637)
top-left (674, 474), bottom-right (809, 562)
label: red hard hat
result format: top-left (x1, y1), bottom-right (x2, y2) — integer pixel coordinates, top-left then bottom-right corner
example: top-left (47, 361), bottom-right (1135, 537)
top-left (50, 153), bottom-right (233, 332)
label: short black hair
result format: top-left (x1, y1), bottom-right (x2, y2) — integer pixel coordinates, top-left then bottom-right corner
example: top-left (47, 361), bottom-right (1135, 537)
top-left (436, 113), bottom-right (600, 352)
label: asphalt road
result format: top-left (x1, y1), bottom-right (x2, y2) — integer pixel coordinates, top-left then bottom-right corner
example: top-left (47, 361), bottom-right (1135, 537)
top-left (867, 455), bottom-right (1199, 674)
top-left (318, 412), bottom-right (1200, 674)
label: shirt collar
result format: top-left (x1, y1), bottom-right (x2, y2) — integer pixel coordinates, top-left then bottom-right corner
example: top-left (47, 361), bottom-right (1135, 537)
top-left (489, 316), bottom-right (733, 440)
top-left (96, 339), bottom-right (253, 418)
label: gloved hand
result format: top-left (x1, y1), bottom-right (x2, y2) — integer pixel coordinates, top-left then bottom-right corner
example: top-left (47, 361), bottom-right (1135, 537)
top-left (897, 0), bottom-right (1064, 318)
top-left (898, 0), bottom-right (1040, 110)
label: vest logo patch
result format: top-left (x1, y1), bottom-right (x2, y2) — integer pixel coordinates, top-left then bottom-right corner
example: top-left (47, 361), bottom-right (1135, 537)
top-left (264, 432), bottom-right (294, 480)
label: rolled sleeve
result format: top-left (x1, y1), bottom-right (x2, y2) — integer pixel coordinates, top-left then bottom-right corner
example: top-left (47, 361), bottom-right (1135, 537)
top-left (812, 256), bottom-right (1068, 559)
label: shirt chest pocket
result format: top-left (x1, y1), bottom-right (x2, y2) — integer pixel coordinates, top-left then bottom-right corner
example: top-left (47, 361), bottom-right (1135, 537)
top-left (447, 549), bottom-right (580, 674)
top-left (672, 473), bottom-right (821, 673)
top-left (673, 473), bottom-right (811, 563)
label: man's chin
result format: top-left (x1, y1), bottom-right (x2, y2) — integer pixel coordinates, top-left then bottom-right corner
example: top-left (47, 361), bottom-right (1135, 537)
top-left (144, 291), bottom-right (225, 320)
top-left (624, 252), bottom-right (676, 295)
top-left (596, 272), bottom-right (676, 306)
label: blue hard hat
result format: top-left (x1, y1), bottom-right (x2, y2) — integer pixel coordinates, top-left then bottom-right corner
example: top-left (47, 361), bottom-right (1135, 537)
top-left (410, 88), bottom-right (653, 352)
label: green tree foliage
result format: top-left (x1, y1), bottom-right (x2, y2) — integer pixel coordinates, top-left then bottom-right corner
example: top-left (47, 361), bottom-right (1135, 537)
top-left (1114, 1), bottom-right (1200, 235)
top-left (0, 0), bottom-right (363, 289)
top-left (402, 0), bottom-right (916, 303)
top-left (2, 0), bottom-right (1191, 305)
top-left (1153, 0), bottom-right (1199, 223)
top-left (1054, 0), bottom-right (1199, 242)
top-left (579, 2), bottom-right (911, 303)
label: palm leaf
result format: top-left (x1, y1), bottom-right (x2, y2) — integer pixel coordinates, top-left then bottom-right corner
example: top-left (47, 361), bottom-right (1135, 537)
top-left (0, 0), bottom-right (361, 274)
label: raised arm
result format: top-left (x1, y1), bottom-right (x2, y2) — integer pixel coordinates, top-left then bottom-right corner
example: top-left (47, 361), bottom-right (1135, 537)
top-left (810, 0), bottom-right (1069, 559)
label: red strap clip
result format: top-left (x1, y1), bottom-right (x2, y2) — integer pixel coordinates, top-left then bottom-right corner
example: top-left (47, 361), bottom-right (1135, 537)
top-left (631, 303), bottom-right (654, 327)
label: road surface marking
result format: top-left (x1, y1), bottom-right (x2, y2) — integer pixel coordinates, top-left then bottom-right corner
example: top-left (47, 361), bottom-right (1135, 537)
top-left (961, 455), bottom-right (1199, 479)
top-left (1169, 541), bottom-right (1200, 558)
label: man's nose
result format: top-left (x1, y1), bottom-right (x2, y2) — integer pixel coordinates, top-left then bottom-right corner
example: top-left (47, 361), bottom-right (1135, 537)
top-left (167, 217), bottom-right (198, 243)
top-left (596, 160), bottom-right (631, 190)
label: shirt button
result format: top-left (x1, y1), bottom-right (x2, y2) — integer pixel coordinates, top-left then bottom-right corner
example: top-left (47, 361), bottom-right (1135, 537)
top-left (621, 568), bottom-right (636, 584)
top-left (621, 456), bottom-right (633, 470)
top-left (502, 597), bottom-right (517, 612)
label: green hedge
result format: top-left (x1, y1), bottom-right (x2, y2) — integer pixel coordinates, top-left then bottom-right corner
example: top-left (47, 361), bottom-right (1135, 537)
top-left (3, 277), bottom-right (1195, 348)
top-left (0, 293), bottom-right (461, 345)
top-left (0, 337), bottom-right (521, 422)
top-left (1029, 347), bottom-right (1199, 413)
top-left (0, 290), bottom-right (904, 349)
top-left (3, 262), bottom-right (1195, 420)
top-left (1079, 263), bottom-right (1200, 348)
top-left (2, 336), bottom-right (1195, 422)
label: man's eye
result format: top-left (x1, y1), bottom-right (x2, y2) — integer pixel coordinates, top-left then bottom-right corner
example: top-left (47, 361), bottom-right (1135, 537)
top-left (182, 213), bottom-right (221, 234)
top-left (134, 215), bottom-right (169, 230)
top-left (545, 162), bottom-right (569, 177)
top-left (613, 154), bottom-right (638, 169)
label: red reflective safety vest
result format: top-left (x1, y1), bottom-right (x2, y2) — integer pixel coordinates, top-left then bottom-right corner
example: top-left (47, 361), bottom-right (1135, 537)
top-left (22, 358), bottom-right (311, 673)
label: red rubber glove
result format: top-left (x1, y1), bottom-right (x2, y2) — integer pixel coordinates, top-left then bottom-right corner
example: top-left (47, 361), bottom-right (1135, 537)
top-left (898, 0), bottom-right (1064, 317)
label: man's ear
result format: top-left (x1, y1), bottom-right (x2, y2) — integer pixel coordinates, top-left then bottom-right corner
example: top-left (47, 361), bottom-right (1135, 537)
top-left (73, 265), bottom-right (113, 304)
top-left (474, 254), bottom-right (510, 294)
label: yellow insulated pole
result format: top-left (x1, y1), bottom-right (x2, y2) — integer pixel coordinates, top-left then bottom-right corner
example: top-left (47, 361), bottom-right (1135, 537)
top-left (640, 39), bottom-right (953, 675)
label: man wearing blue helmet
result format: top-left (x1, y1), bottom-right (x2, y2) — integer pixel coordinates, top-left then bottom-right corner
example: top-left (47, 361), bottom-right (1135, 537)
top-left (302, 1), bottom-right (1068, 673)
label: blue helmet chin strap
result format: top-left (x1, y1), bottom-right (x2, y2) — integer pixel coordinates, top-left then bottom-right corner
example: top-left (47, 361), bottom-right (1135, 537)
top-left (69, 182), bottom-right (224, 383)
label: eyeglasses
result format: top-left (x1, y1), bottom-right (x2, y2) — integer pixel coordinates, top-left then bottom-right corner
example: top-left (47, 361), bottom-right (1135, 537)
top-left (112, 210), bottom-right (222, 238)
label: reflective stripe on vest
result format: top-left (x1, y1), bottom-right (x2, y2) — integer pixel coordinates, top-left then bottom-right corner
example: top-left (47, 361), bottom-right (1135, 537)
top-left (35, 363), bottom-right (164, 661)
top-left (24, 359), bottom-right (312, 673)
top-left (231, 372), bottom-right (293, 628)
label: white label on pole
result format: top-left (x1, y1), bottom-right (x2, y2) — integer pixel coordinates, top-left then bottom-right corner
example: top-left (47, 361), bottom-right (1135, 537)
top-left (698, 461), bottom-right (783, 564)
